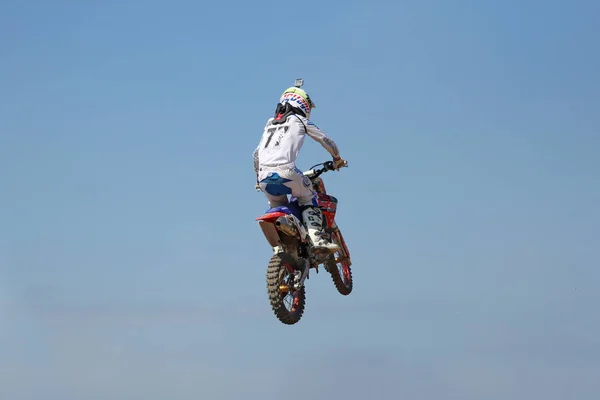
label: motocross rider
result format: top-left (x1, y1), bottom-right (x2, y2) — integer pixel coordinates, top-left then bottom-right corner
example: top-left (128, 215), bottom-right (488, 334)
top-left (253, 80), bottom-right (347, 253)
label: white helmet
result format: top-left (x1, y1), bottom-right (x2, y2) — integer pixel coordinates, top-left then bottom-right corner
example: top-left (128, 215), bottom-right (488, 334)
top-left (278, 79), bottom-right (316, 118)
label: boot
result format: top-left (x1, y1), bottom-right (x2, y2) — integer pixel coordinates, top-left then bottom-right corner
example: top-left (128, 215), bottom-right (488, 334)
top-left (302, 206), bottom-right (340, 253)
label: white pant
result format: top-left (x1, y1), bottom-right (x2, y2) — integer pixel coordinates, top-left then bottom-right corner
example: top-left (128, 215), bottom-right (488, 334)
top-left (258, 166), bottom-right (317, 208)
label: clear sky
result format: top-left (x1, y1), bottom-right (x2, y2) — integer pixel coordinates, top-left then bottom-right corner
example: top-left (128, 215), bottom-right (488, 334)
top-left (1, 0), bottom-right (599, 399)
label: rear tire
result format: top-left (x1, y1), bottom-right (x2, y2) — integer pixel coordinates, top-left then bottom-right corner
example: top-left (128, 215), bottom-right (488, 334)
top-left (266, 253), bottom-right (306, 325)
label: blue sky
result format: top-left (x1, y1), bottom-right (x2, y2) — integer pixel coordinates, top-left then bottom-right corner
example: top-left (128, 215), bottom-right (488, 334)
top-left (1, 0), bottom-right (599, 398)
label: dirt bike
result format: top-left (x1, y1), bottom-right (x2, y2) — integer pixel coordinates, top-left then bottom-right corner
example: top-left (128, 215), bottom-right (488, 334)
top-left (255, 161), bottom-right (353, 325)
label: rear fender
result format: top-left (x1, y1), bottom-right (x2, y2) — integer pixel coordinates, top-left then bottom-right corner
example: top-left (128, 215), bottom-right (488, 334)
top-left (258, 220), bottom-right (281, 248)
top-left (256, 211), bottom-right (308, 246)
top-left (257, 211), bottom-right (288, 248)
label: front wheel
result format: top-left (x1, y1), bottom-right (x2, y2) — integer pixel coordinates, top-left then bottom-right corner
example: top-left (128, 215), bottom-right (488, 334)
top-left (266, 253), bottom-right (306, 325)
top-left (326, 231), bottom-right (353, 295)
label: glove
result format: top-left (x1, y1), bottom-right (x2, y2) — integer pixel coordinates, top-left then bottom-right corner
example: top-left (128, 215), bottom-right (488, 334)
top-left (333, 156), bottom-right (348, 170)
top-left (255, 182), bottom-right (261, 191)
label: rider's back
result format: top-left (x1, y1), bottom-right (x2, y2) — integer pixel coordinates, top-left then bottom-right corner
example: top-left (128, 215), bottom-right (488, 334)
top-left (256, 114), bottom-right (308, 168)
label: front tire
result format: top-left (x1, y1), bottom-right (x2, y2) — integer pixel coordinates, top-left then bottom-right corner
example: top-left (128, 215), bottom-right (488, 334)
top-left (266, 253), bottom-right (306, 325)
top-left (326, 232), bottom-right (353, 295)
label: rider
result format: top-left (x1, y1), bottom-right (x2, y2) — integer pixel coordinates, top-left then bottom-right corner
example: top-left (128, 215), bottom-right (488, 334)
top-left (253, 79), bottom-right (347, 253)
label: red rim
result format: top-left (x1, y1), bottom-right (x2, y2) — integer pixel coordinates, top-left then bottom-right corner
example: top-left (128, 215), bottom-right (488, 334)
top-left (338, 260), bottom-right (351, 287)
top-left (341, 262), bottom-right (351, 285)
top-left (332, 233), bottom-right (351, 287)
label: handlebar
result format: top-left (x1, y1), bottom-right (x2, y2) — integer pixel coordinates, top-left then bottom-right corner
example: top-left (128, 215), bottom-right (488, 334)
top-left (302, 160), bottom-right (347, 179)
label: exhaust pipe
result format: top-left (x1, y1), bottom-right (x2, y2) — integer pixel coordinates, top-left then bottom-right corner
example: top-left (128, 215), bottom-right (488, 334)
top-left (275, 216), bottom-right (298, 237)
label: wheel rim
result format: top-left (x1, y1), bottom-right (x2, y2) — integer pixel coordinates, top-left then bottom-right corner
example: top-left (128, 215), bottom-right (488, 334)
top-left (335, 254), bottom-right (352, 288)
top-left (280, 262), bottom-right (301, 312)
top-left (331, 234), bottom-right (352, 288)
top-left (341, 260), bottom-right (351, 285)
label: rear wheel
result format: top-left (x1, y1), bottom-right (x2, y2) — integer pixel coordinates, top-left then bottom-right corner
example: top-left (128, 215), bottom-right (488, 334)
top-left (266, 253), bottom-right (306, 325)
top-left (326, 232), bottom-right (353, 295)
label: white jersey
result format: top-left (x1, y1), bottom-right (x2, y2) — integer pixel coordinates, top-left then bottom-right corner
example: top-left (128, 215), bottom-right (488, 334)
top-left (253, 114), bottom-right (340, 174)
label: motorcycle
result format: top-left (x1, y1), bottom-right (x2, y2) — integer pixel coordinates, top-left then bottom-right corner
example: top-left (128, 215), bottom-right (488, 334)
top-left (255, 161), bottom-right (353, 325)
